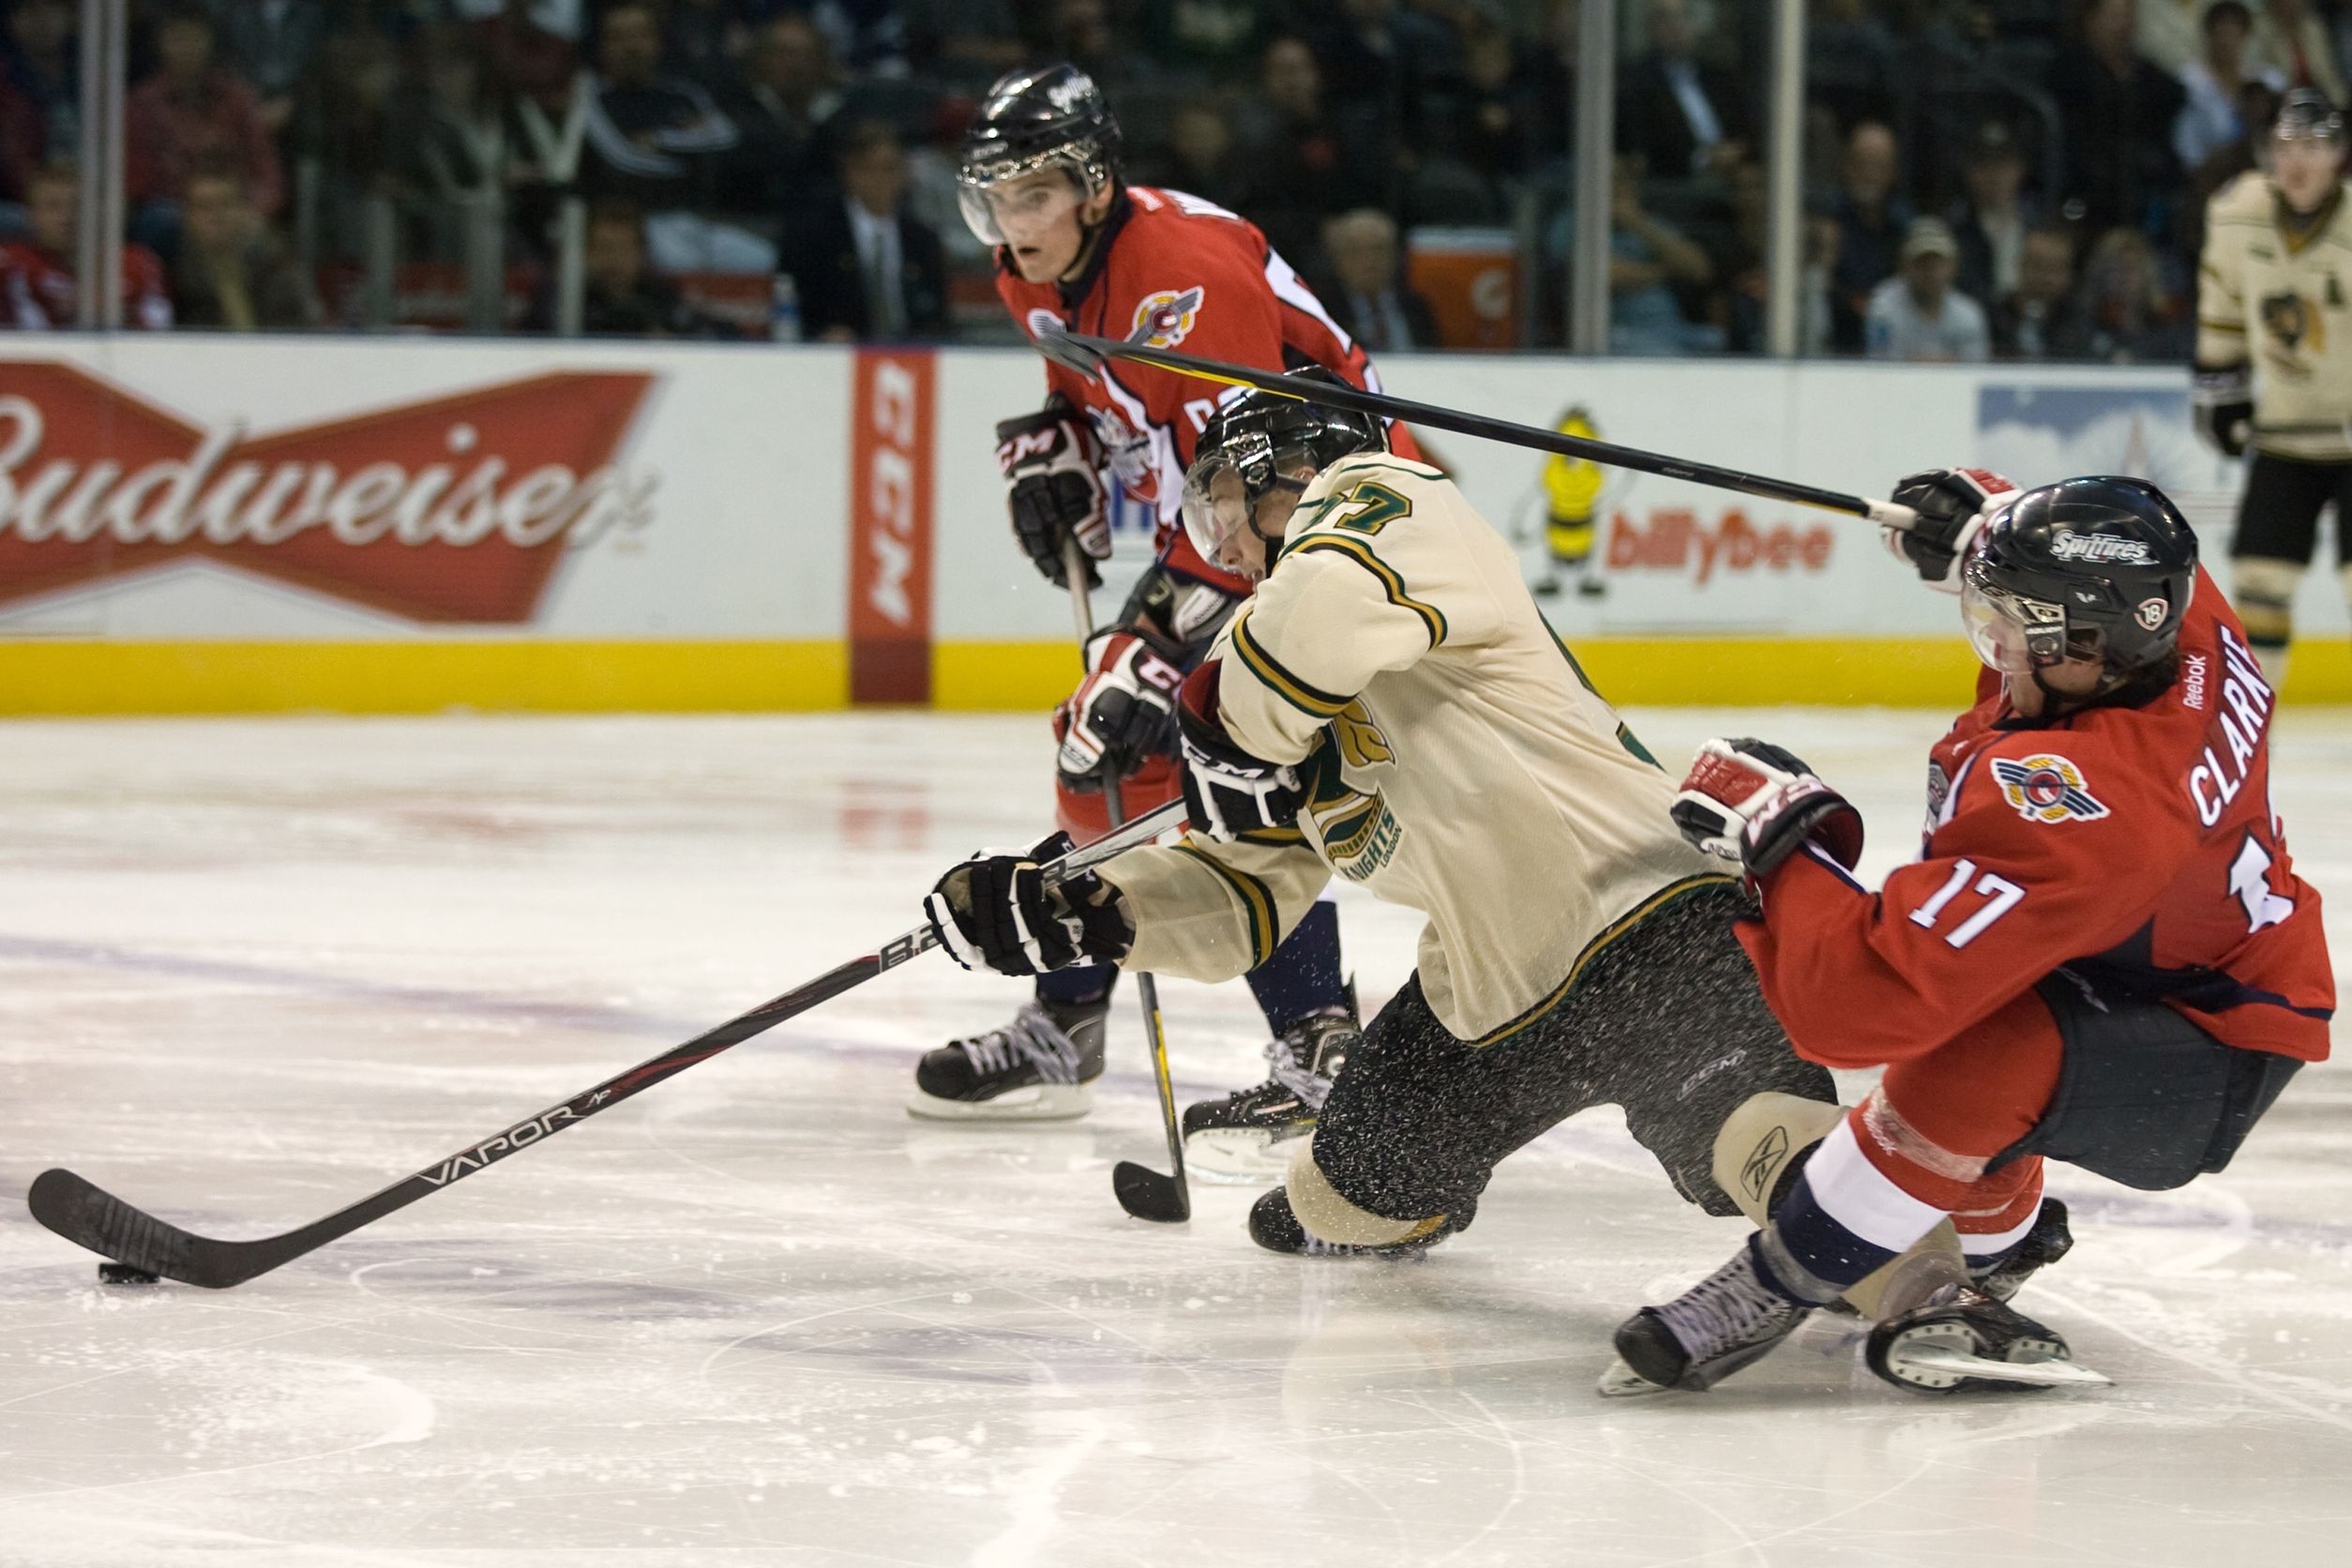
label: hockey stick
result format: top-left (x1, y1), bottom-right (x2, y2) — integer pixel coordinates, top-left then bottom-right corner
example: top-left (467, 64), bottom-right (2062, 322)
top-left (1062, 536), bottom-right (1190, 1223)
top-left (1033, 331), bottom-right (1923, 533)
top-left (25, 802), bottom-right (1186, 1288)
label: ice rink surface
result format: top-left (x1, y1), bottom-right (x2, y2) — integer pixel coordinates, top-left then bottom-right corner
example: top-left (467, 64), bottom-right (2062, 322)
top-left (1, 708), bottom-right (2348, 1568)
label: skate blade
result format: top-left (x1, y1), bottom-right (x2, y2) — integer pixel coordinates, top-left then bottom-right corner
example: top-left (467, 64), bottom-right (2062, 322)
top-left (905, 1084), bottom-right (1094, 1123)
top-left (1182, 1127), bottom-right (1306, 1184)
top-left (1595, 1357), bottom-right (1674, 1398)
top-left (1896, 1344), bottom-right (2111, 1388)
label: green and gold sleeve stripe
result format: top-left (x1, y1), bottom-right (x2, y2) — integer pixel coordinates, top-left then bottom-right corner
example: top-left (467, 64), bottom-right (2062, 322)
top-left (1235, 822), bottom-right (1308, 847)
top-left (1284, 535), bottom-right (1448, 647)
top-left (1171, 841), bottom-right (1278, 965)
top-left (1230, 613), bottom-right (1352, 719)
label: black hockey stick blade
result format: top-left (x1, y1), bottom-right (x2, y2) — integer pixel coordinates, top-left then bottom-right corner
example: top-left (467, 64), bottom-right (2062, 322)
top-left (1111, 1159), bottom-right (1189, 1223)
top-left (26, 801), bottom-right (1187, 1287)
top-left (1033, 330), bottom-right (1921, 532)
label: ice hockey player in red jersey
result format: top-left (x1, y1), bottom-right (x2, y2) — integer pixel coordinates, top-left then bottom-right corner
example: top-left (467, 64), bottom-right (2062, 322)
top-left (911, 64), bottom-right (1419, 1172)
top-left (1608, 467), bottom-right (2332, 1397)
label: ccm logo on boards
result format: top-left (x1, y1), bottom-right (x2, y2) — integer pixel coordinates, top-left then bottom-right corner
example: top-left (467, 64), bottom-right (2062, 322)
top-left (848, 350), bottom-right (936, 703)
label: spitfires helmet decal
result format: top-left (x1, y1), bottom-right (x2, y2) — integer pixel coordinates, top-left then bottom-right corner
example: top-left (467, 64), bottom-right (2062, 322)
top-left (1128, 286), bottom-right (1205, 350)
top-left (1991, 753), bottom-right (2111, 824)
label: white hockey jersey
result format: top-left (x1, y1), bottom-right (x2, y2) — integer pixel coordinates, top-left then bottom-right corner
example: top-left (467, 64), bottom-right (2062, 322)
top-left (2199, 171), bottom-right (2352, 460)
top-left (1095, 452), bottom-right (1727, 1044)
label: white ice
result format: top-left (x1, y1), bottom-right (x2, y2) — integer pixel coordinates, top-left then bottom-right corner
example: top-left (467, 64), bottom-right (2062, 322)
top-left (2, 708), bottom-right (2348, 1568)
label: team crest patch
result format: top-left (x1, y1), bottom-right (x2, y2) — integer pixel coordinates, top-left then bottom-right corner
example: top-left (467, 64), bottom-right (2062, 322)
top-left (1128, 286), bottom-right (1205, 349)
top-left (1026, 307), bottom-right (1065, 340)
top-left (1991, 753), bottom-right (2110, 824)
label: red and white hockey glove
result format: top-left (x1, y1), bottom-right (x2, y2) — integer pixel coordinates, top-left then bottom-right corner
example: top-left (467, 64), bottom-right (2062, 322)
top-left (1054, 627), bottom-right (1186, 787)
top-left (1174, 661), bottom-right (1301, 841)
top-left (925, 832), bottom-right (1133, 977)
top-left (996, 400), bottom-right (1109, 588)
top-left (1885, 467), bottom-right (2017, 593)
top-left (1671, 738), bottom-right (1863, 885)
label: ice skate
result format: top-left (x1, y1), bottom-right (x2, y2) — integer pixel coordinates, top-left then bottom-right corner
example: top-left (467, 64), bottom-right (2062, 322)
top-left (1183, 1004), bottom-right (1359, 1182)
top-left (1866, 1282), bottom-right (2109, 1394)
top-left (1602, 1236), bottom-right (1815, 1396)
top-left (1969, 1199), bottom-right (2073, 1302)
top-left (908, 998), bottom-right (1107, 1121)
top-left (1246, 1186), bottom-right (1471, 1259)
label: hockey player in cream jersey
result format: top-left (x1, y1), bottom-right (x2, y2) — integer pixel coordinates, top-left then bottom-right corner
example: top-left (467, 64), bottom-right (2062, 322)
top-left (2194, 88), bottom-right (2352, 682)
top-left (922, 377), bottom-right (1838, 1254)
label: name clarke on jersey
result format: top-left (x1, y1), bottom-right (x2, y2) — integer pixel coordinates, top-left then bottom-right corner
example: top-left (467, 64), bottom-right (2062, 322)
top-left (2186, 627), bottom-right (2278, 827)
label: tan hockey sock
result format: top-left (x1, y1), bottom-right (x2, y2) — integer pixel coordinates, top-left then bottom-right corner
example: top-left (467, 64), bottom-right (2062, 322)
top-left (1284, 1138), bottom-right (1447, 1246)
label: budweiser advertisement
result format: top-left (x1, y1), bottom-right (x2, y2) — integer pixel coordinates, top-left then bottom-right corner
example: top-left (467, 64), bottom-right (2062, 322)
top-left (0, 361), bottom-right (658, 623)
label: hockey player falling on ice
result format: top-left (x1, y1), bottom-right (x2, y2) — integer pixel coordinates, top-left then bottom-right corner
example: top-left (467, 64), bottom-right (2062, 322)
top-left (2194, 88), bottom-right (2352, 684)
top-left (920, 379), bottom-right (1841, 1256)
top-left (918, 64), bottom-right (1422, 1174)
top-left (1609, 467), bottom-right (2332, 1396)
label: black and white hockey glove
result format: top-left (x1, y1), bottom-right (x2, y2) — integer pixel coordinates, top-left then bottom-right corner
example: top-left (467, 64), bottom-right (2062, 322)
top-left (2192, 362), bottom-right (2254, 459)
top-left (1885, 467), bottom-right (2017, 593)
top-left (1055, 627), bottom-right (1187, 786)
top-left (1175, 661), bottom-right (1302, 841)
top-left (1671, 738), bottom-right (1863, 885)
top-left (996, 400), bottom-right (1109, 588)
top-left (925, 832), bottom-right (1133, 977)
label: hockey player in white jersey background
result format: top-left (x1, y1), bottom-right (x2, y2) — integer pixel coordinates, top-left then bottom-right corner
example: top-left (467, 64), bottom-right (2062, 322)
top-left (920, 376), bottom-right (1841, 1254)
top-left (2195, 87), bottom-right (2352, 684)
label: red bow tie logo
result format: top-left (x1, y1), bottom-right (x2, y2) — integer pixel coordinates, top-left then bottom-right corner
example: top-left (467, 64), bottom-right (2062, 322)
top-left (0, 361), bottom-right (658, 623)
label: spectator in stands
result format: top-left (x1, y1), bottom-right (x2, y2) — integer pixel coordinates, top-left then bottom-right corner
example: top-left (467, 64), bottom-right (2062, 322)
top-left (1618, 0), bottom-right (1748, 179)
top-left (2074, 224), bottom-right (2193, 360)
top-left (716, 12), bottom-right (844, 231)
top-left (581, 2), bottom-right (738, 216)
top-left (2248, 0), bottom-right (2345, 103)
top-left (1993, 225), bottom-right (2094, 358)
top-left (1138, 0), bottom-right (1267, 83)
top-left (1232, 34), bottom-right (1387, 272)
top-left (1317, 207), bottom-right (1440, 353)
top-left (2050, 0), bottom-right (2187, 231)
top-left (780, 120), bottom-right (947, 343)
top-left (2177, 4), bottom-right (2284, 172)
top-left (2, 0), bottom-right (76, 180)
top-left (169, 166), bottom-right (318, 332)
top-left (208, 0), bottom-right (328, 137)
top-left (1312, 0), bottom-right (1454, 206)
top-left (1604, 154), bottom-right (1723, 355)
top-left (1038, 0), bottom-right (1149, 91)
top-left (1865, 216), bottom-right (1990, 361)
top-left (2140, 0), bottom-right (2209, 70)
top-left (125, 4), bottom-right (285, 245)
top-left (1828, 119), bottom-right (1912, 354)
top-left (291, 29), bottom-right (402, 267)
top-left (467, 0), bottom-right (579, 113)
top-left (1949, 121), bottom-right (2044, 310)
top-left (529, 198), bottom-right (725, 338)
top-left (1, 161), bottom-right (172, 329)
top-left (401, 29), bottom-right (513, 238)
top-left (1, 67), bottom-right (38, 225)
top-left (663, 0), bottom-right (745, 89)
top-left (1137, 99), bottom-right (1247, 214)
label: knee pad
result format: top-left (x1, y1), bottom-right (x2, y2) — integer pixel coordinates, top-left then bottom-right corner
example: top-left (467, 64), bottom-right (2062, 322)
top-left (1283, 1138), bottom-right (1441, 1246)
top-left (1711, 1091), bottom-right (1846, 1227)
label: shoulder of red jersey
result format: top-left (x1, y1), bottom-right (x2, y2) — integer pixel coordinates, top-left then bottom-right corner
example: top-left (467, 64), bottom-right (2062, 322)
top-left (1098, 188), bottom-right (1278, 353)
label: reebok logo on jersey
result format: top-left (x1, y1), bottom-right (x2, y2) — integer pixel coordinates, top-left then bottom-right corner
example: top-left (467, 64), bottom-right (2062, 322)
top-left (1129, 286), bottom-right (1205, 350)
top-left (1992, 754), bottom-right (2110, 824)
top-left (2047, 531), bottom-right (2153, 565)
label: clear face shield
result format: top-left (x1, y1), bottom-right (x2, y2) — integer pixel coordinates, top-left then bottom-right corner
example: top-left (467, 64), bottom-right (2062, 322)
top-left (956, 158), bottom-right (1093, 248)
top-left (1180, 436), bottom-right (1269, 573)
top-left (1960, 555), bottom-right (2070, 674)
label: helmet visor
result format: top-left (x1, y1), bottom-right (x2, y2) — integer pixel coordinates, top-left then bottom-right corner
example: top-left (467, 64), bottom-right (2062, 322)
top-left (1180, 446), bottom-right (1259, 571)
top-left (1961, 557), bottom-right (2069, 673)
top-left (957, 159), bottom-right (1092, 247)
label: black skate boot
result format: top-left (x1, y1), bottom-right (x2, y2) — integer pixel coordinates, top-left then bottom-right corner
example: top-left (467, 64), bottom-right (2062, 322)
top-left (907, 997), bottom-right (1107, 1122)
top-left (1968, 1199), bottom-right (2074, 1303)
top-left (1183, 1003), bottom-right (1360, 1182)
top-left (1602, 1235), bottom-right (1816, 1396)
top-left (1866, 1282), bottom-right (2108, 1393)
top-left (1246, 1185), bottom-right (1472, 1258)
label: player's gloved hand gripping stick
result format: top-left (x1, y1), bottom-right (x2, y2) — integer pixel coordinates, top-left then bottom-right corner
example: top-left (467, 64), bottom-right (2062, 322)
top-left (26, 800), bottom-right (1184, 1288)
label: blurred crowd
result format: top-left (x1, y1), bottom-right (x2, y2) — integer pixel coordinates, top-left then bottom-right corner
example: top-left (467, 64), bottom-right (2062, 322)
top-left (0, 0), bottom-right (2343, 360)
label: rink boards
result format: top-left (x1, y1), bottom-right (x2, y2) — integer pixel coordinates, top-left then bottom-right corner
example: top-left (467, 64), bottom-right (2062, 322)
top-left (3, 335), bottom-right (2344, 712)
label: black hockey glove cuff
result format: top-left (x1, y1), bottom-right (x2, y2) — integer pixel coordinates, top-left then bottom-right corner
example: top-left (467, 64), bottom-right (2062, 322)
top-left (1175, 662), bottom-right (1302, 841)
top-left (996, 399), bottom-right (1108, 588)
top-left (1885, 467), bottom-right (2017, 593)
top-left (925, 832), bottom-right (1134, 978)
top-left (2192, 362), bottom-right (2254, 459)
top-left (1671, 738), bottom-right (1863, 886)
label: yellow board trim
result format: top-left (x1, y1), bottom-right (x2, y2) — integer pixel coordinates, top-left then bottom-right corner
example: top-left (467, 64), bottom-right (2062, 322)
top-left (11, 635), bottom-right (2352, 714)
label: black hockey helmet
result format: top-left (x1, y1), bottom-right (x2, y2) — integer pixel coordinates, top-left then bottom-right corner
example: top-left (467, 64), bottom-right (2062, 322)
top-left (957, 64), bottom-right (1123, 246)
top-left (1960, 475), bottom-right (2198, 683)
top-left (1180, 371), bottom-right (1388, 567)
top-left (2274, 85), bottom-right (2344, 143)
